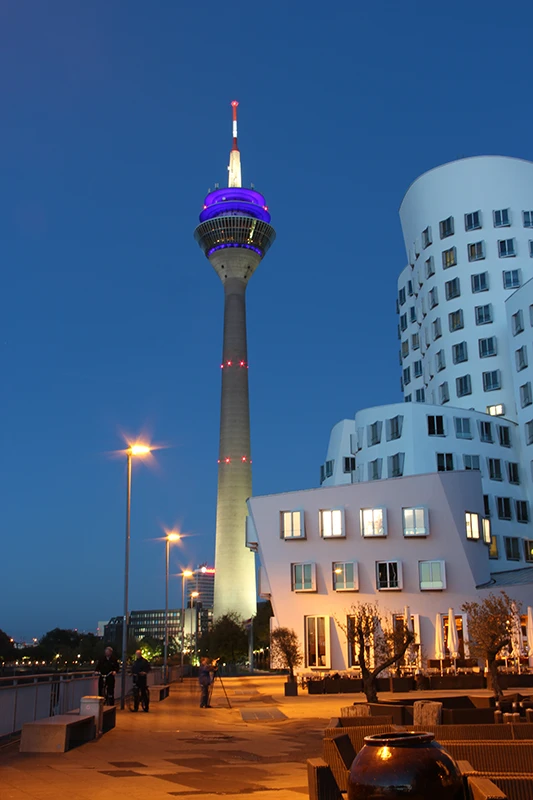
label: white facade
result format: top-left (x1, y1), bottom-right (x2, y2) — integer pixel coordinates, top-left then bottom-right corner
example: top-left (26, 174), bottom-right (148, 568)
top-left (247, 471), bottom-right (533, 672)
top-left (398, 156), bottom-right (533, 416)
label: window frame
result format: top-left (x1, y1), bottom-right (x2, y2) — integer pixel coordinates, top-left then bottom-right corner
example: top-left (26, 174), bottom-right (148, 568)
top-left (291, 562), bottom-right (317, 592)
top-left (360, 507), bottom-right (387, 538)
top-left (319, 508), bottom-right (346, 539)
top-left (419, 559), bottom-right (446, 591)
top-left (332, 561), bottom-right (359, 591)
top-left (281, 510), bottom-right (305, 540)
top-left (376, 560), bottom-right (403, 591)
top-left (465, 511), bottom-right (480, 540)
top-left (402, 507), bottom-right (429, 537)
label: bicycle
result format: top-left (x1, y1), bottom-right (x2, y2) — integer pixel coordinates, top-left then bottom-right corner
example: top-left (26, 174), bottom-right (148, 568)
top-left (97, 673), bottom-right (115, 706)
top-left (127, 677), bottom-right (150, 712)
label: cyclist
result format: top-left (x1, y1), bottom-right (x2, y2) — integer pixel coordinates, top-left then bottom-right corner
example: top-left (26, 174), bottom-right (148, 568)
top-left (131, 649), bottom-right (151, 712)
top-left (96, 646), bottom-right (120, 706)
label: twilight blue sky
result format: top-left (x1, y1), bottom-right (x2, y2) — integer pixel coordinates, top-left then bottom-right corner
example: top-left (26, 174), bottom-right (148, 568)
top-left (2, 1), bottom-right (532, 639)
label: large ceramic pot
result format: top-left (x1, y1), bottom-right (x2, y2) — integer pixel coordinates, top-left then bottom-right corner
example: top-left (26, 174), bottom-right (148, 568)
top-left (348, 732), bottom-right (463, 800)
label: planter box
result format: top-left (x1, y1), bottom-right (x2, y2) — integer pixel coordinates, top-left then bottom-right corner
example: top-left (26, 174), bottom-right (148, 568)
top-left (307, 680), bottom-right (325, 694)
top-left (284, 681), bottom-right (298, 697)
top-left (499, 674), bottom-right (533, 689)
top-left (389, 677), bottom-right (415, 693)
top-left (339, 678), bottom-right (363, 693)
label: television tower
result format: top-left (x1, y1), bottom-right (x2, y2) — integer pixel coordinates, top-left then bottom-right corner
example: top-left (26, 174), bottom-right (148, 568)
top-left (194, 102), bottom-right (276, 620)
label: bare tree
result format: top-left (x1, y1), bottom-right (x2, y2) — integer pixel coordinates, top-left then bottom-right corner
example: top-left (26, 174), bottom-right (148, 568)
top-left (462, 591), bottom-right (520, 699)
top-left (338, 603), bottom-right (415, 703)
top-left (270, 627), bottom-right (303, 680)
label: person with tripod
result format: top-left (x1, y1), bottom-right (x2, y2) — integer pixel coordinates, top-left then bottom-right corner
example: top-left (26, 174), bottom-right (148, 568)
top-left (198, 657), bottom-right (217, 708)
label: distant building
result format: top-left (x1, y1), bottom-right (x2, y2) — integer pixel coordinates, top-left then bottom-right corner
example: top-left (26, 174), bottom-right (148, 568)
top-left (104, 610), bottom-right (183, 645)
top-left (189, 565), bottom-right (215, 608)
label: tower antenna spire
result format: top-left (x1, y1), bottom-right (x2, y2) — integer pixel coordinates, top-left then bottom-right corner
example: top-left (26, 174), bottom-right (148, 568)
top-left (228, 100), bottom-right (242, 188)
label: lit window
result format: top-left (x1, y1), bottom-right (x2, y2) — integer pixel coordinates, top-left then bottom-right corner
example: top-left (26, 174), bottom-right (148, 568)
top-left (497, 497), bottom-right (512, 520)
top-left (504, 537), bottom-right (520, 561)
top-left (465, 512), bottom-right (480, 540)
top-left (305, 615), bottom-right (330, 668)
top-left (489, 535), bottom-right (499, 559)
top-left (437, 452), bottom-right (454, 471)
top-left (523, 211), bottom-right (533, 228)
top-left (419, 560), bottom-right (446, 590)
top-left (516, 500), bottom-right (529, 523)
top-left (479, 336), bottom-right (497, 358)
top-left (494, 208), bottom-right (510, 227)
top-left (449, 309), bottom-right (464, 331)
top-left (333, 562), bottom-right (359, 591)
top-left (471, 272), bottom-right (488, 293)
top-left (520, 382), bottom-right (532, 408)
top-left (482, 518), bottom-right (491, 544)
top-left (456, 374), bottom-right (472, 397)
top-left (498, 239), bottom-right (516, 258)
top-left (512, 310), bottom-right (524, 335)
top-left (463, 454), bottom-right (480, 471)
top-left (422, 226), bottom-right (432, 248)
top-left (442, 246), bottom-right (457, 268)
top-left (465, 210), bottom-right (482, 231)
top-left (361, 508), bottom-right (386, 537)
top-left (524, 540), bottom-right (533, 563)
top-left (475, 304), bottom-right (492, 325)
top-left (403, 507), bottom-right (428, 536)
top-left (281, 510), bottom-right (305, 539)
top-left (428, 415), bottom-right (444, 436)
top-left (455, 417), bottom-right (472, 438)
top-left (503, 269), bottom-right (520, 289)
top-left (376, 561), bottom-right (402, 590)
top-left (483, 370), bottom-right (501, 392)
top-left (452, 341), bottom-right (468, 363)
top-left (487, 404), bottom-right (505, 416)
top-left (425, 256), bottom-right (435, 278)
top-left (468, 241), bottom-right (485, 261)
top-left (440, 216), bottom-right (454, 239)
top-left (319, 509), bottom-right (345, 538)
top-left (292, 562), bottom-right (316, 591)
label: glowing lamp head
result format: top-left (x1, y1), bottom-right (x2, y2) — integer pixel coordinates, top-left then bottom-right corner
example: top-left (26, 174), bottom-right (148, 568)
top-left (128, 443), bottom-right (151, 456)
top-left (182, 569), bottom-right (194, 578)
top-left (201, 566), bottom-right (207, 573)
top-left (166, 532), bottom-right (181, 543)
top-left (191, 591), bottom-right (200, 598)
top-left (231, 100), bottom-right (239, 108)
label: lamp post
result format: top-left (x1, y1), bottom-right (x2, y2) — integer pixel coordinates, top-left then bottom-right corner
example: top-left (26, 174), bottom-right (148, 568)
top-left (190, 591), bottom-right (200, 662)
top-left (180, 570), bottom-right (193, 680)
top-left (164, 532), bottom-right (181, 684)
top-left (121, 442), bottom-right (151, 710)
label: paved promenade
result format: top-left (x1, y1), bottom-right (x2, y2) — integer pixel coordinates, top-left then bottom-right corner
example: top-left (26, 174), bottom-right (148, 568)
top-left (0, 675), bottom-right (520, 800)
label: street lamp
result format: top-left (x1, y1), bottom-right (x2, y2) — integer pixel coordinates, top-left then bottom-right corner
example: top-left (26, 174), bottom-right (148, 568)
top-left (121, 442), bottom-right (151, 709)
top-left (190, 591), bottom-right (200, 661)
top-left (164, 532), bottom-right (181, 683)
top-left (180, 570), bottom-right (194, 680)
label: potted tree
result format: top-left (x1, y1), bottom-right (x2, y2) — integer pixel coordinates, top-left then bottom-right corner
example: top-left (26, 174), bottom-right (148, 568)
top-left (270, 627), bottom-right (303, 696)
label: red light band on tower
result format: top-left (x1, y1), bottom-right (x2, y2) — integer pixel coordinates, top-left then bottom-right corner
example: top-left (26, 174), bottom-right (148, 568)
top-left (231, 100), bottom-right (239, 152)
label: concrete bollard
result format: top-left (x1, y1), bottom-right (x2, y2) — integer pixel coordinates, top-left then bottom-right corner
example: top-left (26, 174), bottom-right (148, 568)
top-left (81, 696), bottom-right (104, 736)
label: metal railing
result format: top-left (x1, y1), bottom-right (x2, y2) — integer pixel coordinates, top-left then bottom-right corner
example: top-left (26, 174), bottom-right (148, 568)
top-left (0, 666), bottom-right (183, 738)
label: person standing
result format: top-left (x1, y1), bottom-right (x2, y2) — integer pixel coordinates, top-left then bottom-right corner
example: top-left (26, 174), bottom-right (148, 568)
top-left (131, 649), bottom-right (151, 712)
top-left (198, 657), bottom-right (217, 708)
top-left (96, 647), bottom-right (120, 706)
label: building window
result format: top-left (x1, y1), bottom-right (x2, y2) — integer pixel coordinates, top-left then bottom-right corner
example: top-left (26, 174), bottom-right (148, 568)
top-left (465, 210), bottom-right (482, 231)
top-left (516, 500), bottom-right (529, 523)
top-left (464, 454), bottom-right (480, 471)
top-left (440, 216), bottom-right (454, 239)
top-left (439, 382), bottom-right (449, 404)
top-left (305, 615), bottom-right (329, 668)
top-left (425, 256), bottom-right (435, 278)
top-left (520, 382), bottom-right (532, 408)
top-left (479, 336), bottom-right (497, 358)
top-left (494, 208), bottom-right (510, 227)
top-left (498, 238), bottom-right (516, 258)
top-left (524, 540), bottom-right (533, 563)
top-left (428, 287), bottom-right (438, 309)
top-left (388, 452), bottom-right (405, 478)
top-left (452, 341), bottom-right (468, 364)
top-left (333, 562), bottom-right (358, 591)
top-left (437, 452), bottom-right (454, 471)
top-left (465, 512), bottom-right (480, 540)
top-left (448, 309), bottom-right (464, 331)
top-left (498, 425), bottom-right (511, 447)
top-left (292, 562), bottom-right (316, 591)
top-left (482, 517), bottom-right (491, 544)
top-left (403, 367), bottom-right (411, 386)
top-left (369, 459), bottom-right (382, 481)
top-left (414, 359), bottom-right (422, 378)
top-left (319, 509), bottom-right (345, 538)
top-left (483, 370), bottom-right (501, 392)
top-left (410, 306), bottom-right (416, 323)
top-left (386, 416), bottom-right (403, 441)
top-left (400, 313), bottom-right (407, 331)
top-left (456, 374), bottom-right (472, 397)
top-left (488, 458), bottom-right (503, 481)
top-left (504, 270), bottom-right (521, 290)
top-left (428, 415), bottom-right (444, 436)
top-left (343, 456), bottom-right (356, 473)
top-left (432, 317), bottom-right (442, 340)
top-left (361, 507), bottom-right (386, 537)
top-left (325, 460), bottom-right (334, 478)
top-left (455, 417), bottom-right (472, 438)
top-left (398, 287), bottom-right (406, 306)
top-left (484, 494), bottom-right (491, 516)
top-left (281, 510), bottom-right (305, 539)
top-left (442, 247), bottom-right (457, 268)
top-left (512, 310), bottom-right (524, 335)
top-left (422, 226), bottom-right (432, 248)
top-left (516, 346), bottom-right (528, 371)
top-left (471, 272), bottom-right (488, 293)
top-left (475, 304), bottom-right (492, 325)
top-left (489, 535), bottom-right (499, 559)
top-left (419, 560), bottom-right (446, 590)
top-left (530, 241), bottom-right (533, 258)
top-left (376, 561), bottom-right (402, 590)
top-left (497, 496), bottom-right (512, 520)
top-left (504, 537), bottom-right (520, 561)
top-left (523, 211), bottom-right (533, 228)
top-left (415, 388), bottom-right (425, 403)
top-left (404, 394), bottom-right (412, 403)
top-left (445, 278), bottom-right (460, 300)
top-left (487, 403), bottom-right (504, 416)
top-left (412, 332), bottom-right (420, 350)
top-left (507, 462), bottom-right (519, 485)
top-left (479, 420), bottom-right (493, 443)
top-left (526, 420), bottom-right (533, 445)
top-left (368, 421), bottom-right (382, 446)
top-left (468, 241), bottom-right (485, 262)
top-left (403, 507), bottom-right (428, 536)
top-left (407, 280), bottom-right (413, 296)
top-left (436, 349), bottom-right (446, 371)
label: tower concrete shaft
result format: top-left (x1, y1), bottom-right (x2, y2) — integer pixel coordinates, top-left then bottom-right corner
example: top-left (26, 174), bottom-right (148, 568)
top-left (194, 103), bottom-right (275, 620)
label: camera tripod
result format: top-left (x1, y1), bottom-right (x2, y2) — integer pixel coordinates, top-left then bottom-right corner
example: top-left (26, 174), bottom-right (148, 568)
top-left (208, 668), bottom-right (232, 709)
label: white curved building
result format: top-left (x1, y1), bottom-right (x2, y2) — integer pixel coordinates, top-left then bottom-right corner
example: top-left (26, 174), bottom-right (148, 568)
top-left (398, 156), bottom-right (533, 416)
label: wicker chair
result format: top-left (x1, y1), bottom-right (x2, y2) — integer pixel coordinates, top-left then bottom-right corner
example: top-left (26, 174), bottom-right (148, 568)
top-left (307, 757), bottom-right (343, 800)
top-left (409, 724), bottom-right (514, 740)
top-left (482, 775), bottom-right (533, 800)
top-left (340, 704), bottom-right (371, 717)
top-left (329, 715), bottom-right (394, 728)
top-left (439, 742), bottom-right (533, 774)
top-left (466, 776), bottom-right (507, 799)
top-left (322, 733), bottom-right (356, 792)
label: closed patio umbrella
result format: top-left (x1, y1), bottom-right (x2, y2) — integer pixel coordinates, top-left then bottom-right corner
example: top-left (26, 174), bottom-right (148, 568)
top-left (510, 602), bottom-right (524, 674)
top-left (435, 613), bottom-right (445, 676)
top-left (527, 607), bottom-right (533, 668)
top-left (447, 608), bottom-right (460, 673)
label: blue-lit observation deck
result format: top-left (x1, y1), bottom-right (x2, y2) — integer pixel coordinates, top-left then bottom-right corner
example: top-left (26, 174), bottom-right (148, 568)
top-left (194, 187), bottom-right (276, 258)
